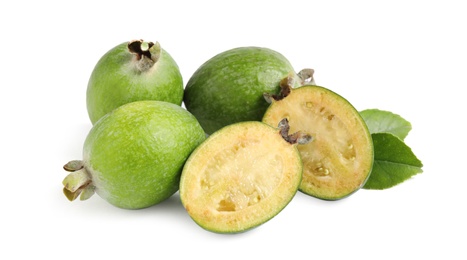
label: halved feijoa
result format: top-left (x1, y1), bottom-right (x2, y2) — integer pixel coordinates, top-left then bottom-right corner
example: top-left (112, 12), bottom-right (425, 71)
top-left (263, 79), bottom-right (373, 200)
top-left (179, 120), bottom-right (311, 233)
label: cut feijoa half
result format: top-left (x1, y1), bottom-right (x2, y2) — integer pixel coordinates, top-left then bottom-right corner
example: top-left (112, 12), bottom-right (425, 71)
top-left (179, 120), bottom-right (311, 233)
top-left (263, 79), bottom-right (373, 200)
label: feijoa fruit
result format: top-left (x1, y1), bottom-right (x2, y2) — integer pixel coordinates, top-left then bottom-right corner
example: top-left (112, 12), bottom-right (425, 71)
top-left (183, 46), bottom-right (314, 134)
top-left (62, 101), bottom-right (205, 209)
top-left (86, 39), bottom-right (184, 124)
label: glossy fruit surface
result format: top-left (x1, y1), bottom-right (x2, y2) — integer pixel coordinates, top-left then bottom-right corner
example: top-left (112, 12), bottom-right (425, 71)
top-left (184, 46), bottom-right (312, 134)
top-left (263, 81), bottom-right (373, 200)
top-left (62, 101), bottom-right (205, 209)
top-left (179, 120), bottom-right (311, 233)
top-left (87, 40), bottom-right (183, 124)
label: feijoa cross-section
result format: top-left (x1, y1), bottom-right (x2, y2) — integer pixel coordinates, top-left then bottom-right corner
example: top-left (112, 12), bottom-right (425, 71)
top-left (263, 78), bottom-right (374, 200)
top-left (179, 120), bottom-right (311, 233)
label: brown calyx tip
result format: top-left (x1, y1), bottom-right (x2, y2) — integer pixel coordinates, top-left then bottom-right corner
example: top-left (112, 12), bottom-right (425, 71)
top-left (278, 118), bottom-right (312, 145)
top-left (263, 75), bottom-right (294, 103)
top-left (127, 40), bottom-right (161, 73)
top-left (128, 39), bottom-right (155, 60)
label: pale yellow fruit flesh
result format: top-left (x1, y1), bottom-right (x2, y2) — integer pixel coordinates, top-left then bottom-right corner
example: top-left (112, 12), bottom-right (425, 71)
top-left (180, 122), bottom-right (302, 233)
top-left (263, 86), bottom-right (373, 200)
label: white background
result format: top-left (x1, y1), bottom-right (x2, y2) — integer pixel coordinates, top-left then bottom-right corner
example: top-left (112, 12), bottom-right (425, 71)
top-left (1, 0), bottom-right (466, 259)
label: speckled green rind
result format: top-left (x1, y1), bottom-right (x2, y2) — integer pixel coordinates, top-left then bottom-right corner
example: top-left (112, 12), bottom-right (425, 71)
top-left (87, 42), bottom-right (183, 124)
top-left (184, 47), bottom-right (297, 134)
top-left (83, 101), bottom-right (205, 209)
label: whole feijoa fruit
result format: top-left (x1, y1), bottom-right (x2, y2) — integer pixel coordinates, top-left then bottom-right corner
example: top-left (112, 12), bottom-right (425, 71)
top-left (262, 77), bottom-right (373, 200)
top-left (62, 100), bottom-right (205, 209)
top-left (86, 39), bottom-right (184, 124)
top-left (183, 46), bottom-right (315, 134)
top-left (180, 119), bottom-right (312, 233)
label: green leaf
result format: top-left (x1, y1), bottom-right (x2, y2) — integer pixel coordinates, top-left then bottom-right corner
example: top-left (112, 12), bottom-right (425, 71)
top-left (363, 133), bottom-right (423, 190)
top-left (360, 109), bottom-right (412, 140)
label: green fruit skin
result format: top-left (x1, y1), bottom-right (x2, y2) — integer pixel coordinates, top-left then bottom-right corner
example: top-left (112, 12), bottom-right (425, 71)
top-left (83, 101), bottom-right (205, 209)
top-left (184, 47), bottom-right (298, 134)
top-left (87, 42), bottom-right (184, 124)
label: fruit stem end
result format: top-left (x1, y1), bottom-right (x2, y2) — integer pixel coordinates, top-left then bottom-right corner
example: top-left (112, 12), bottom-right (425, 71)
top-left (62, 160), bottom-right (95, 201)
top-left (127, 39), bottom-right (161, 72)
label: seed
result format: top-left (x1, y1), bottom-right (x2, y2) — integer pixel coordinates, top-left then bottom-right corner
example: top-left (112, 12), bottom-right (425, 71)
top-left (315, 166), bottom-right (330, 176)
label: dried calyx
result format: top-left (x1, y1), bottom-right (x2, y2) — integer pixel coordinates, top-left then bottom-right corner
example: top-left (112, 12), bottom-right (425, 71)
top-left (127, 39), bottom-right (162, 72)
top-left (264, 68), bottom-right (315, 103)
top-left (62, 160), bottom-right (95, 201)
top-left (298, 68), bottom-right (315, 85)
top-left (277, 118), bottom-right (312, 145)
